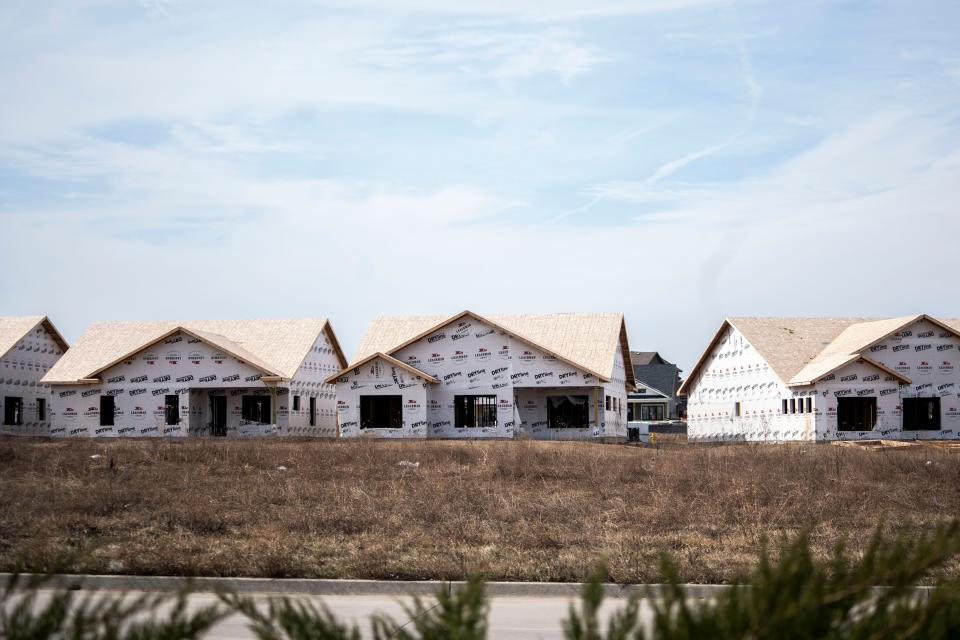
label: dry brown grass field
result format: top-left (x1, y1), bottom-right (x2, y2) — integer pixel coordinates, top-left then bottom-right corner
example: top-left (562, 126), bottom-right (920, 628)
top-left (0, 436), bottom-right (958, 584)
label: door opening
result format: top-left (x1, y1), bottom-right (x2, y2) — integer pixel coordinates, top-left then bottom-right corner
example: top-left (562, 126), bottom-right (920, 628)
top-left (211, 396), bottom-right (227, 437)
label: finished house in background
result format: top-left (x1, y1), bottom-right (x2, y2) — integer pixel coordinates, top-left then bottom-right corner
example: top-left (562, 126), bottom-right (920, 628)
top-left (626, 382), bottom-right (672, 422)
top-left (680, 314), bottom-right (960, 442)
top-left (326, 310), bottom-right (636, 440)
top-left (627, 351), bottom-right (684, 421)
top-left (0, 316), bottom-right (69, 436)
top-left (43, 318), bottom-right (345, 438)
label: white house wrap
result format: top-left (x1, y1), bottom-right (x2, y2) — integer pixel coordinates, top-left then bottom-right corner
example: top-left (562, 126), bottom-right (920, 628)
top-left (0, 316), bottom-right (68, 436)
top-left (327, 311), bottom-right (635, 440)
top-left (43, 318), bottom-right (346, 438)
top-left (680, 315), bottom-right (960, 442)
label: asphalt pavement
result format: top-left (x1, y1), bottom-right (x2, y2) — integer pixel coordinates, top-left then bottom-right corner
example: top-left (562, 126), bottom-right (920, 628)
top-left (21, 589), bottom-right (657, 640)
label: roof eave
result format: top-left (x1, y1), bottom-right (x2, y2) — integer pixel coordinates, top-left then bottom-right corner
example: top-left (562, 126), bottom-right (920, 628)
top-left (286, 318), bottom-right (348, 382)
top-left (83, 325), bottom-right (285, 381)
top-left (677, 319), bottom-right (732, 396)
top-left (787, 353), bottom-right (913, 387)
top-left (325, 352), bottom-right (441, 385)
top-left (45, 378), bottom-right (101, 386)
top-left (323, 319), bottom-right (349, 369)
top-left (408, 310), bottom-right (614, 382)
top-left (41, 317), bottom-right (70, 353)
top-left (619, 317), bottom-right (637, 391)
top-left (347, 310), bottom-right (623, 385)
top-left (0, 316), bottom-right (70, 363)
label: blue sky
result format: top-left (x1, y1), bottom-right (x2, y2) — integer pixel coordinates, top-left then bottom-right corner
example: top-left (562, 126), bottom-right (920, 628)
top-left (1, 0), bottom-right (959, 371)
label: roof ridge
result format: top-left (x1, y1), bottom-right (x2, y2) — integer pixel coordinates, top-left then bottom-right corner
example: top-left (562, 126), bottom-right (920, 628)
top-left (43, 318), bottom-right (333, 383)
top-left (0, 316), bottom-right (68, 361)
top-left (349, 311), bottom-right (629, 382)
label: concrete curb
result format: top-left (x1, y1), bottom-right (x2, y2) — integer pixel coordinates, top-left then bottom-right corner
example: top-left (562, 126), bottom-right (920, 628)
top-left (0, 574), bottom-right (733, 599)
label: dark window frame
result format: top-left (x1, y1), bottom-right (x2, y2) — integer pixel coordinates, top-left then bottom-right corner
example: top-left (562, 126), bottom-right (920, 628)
top-left (805, 397), bottom-right (812, 413)
top-left (241, 395), bottom-right (272, 424)
top-left (164, 395), bottom-right (179, 425)
top-left (734, 401), bottom-right (741, 417)
top-left (100, 395), bottom-right (115, 427)
top-left (360, 395), bottom-right (402, 429)
top-left (37, 398), bottom-right (46, 422)
top-left (902, 397), bottom-right (940, 430)
top-left (3, 397), bottom-right (23, 426)
top-left (547, 395), bottom-right (589, 429)
top-left (309, 396), bottom-right (316, 427)
top-left (640, 404), bottom-right (665, 421)
top-left (837, 397), bottom-right (877, 431)
top-left (454, 395), bottom-right (497, 429)
top-left (293, 395), bottom-right (301, 411)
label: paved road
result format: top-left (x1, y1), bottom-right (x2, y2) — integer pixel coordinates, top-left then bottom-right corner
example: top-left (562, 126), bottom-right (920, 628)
top-left (23, 590), bottom-right (657, 639)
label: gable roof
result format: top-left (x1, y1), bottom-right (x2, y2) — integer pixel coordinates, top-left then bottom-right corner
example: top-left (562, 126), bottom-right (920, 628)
top-left (43, 318), bottom-right (346, 384)
top-left (333, 352), bottom-right (440, 384)
top-left (336, 310), bottom-right (635, 387)
top-left (0, 316), bottom-right (69, 360)
top-left (790, 352), bottom-right (912, 387)
top-left (630, 379), bottom-right (670, 399)
top-left (679, 314), bottom-right (958, 395)
top-left (631, 363), bottom-right (679, 398)
top-left (83, 325), bottom-right (287, 380)
top-left (631, 351), bottom-right (671, 366)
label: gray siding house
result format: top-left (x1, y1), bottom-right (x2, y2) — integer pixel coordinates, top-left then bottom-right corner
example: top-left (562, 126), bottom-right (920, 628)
top-left (629, 351), bottom-right (683, 420)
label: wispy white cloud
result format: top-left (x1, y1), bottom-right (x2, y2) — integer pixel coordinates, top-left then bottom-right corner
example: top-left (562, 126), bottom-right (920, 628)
top-left (545, 24), bottom-right (765, 224)
top-left (2, 0), bottom-right (960, 370)
top-left (489, 29), bottom-right (606, 81)
top-left (361, 26), bottom-right (606, 82)
top-left (320, 0), bottom-right (729, 21)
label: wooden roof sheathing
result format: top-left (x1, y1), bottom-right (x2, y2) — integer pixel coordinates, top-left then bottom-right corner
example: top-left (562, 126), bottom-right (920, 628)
top-left (0, 316), bottom-right (69, 360)
top-left (680, 314), bottom-right (960, 394)
top-left (353, 315), bottom-right (448, 362)
top-left (730, 316), bottom-right (876, 384)
top-left (43, 318), bottom-right (346, 383)
top-left (348, 311), bottom-right (631, 384)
